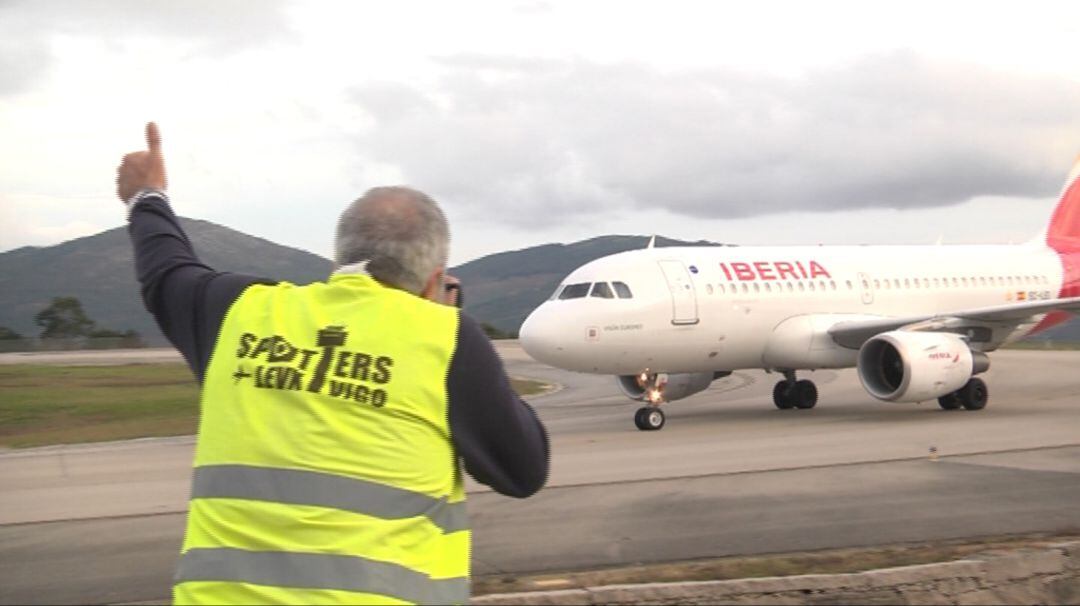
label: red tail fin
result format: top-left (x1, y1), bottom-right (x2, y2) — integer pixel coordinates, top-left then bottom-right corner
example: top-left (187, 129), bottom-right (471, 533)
top-left (1046, 155), bottom-right (1080, 253)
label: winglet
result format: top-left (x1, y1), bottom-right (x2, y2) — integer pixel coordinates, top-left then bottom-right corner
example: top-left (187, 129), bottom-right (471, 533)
top-left (646, 235), bottom-right (656, 249)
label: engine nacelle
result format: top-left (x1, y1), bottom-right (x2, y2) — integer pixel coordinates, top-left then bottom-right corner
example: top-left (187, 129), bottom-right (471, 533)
top-left (617, 371), bottom-right (725, 402)
top-left (857, 331), bottom-right (986, 403)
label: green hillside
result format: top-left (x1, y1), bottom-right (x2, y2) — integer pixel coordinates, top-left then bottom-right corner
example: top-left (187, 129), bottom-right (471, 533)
top-left (0, 219), bottom-right (332, 345)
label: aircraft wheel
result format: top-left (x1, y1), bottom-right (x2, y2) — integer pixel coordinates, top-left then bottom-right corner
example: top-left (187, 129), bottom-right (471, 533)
top-left (793, 380), bottom-right (818, 409)
top-left (958, 378), bottom-right (988, 411)
top-left (634, 406), bottom-right (665, 431)
top-left (938, 392), bottom-right (961, 410)
top-left (773, 382), bottom-right (795, 409)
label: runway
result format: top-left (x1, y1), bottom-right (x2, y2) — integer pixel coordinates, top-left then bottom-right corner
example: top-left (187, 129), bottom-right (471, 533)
top-left (2, 345), bottom-right (1080, 604)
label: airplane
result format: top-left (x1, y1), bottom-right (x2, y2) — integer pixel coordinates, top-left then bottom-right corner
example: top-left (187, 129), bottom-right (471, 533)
top-left (519, 156), bottom-right (1080, 430)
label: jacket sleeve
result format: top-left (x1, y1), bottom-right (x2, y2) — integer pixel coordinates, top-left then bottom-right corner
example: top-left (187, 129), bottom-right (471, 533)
top-left (127, 192), bottom-right (272, 382)
top-left (446, 313), bottom-right (550, 498)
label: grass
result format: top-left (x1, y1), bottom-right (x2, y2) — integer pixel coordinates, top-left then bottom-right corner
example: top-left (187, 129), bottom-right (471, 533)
top-left (0, 364), bottom-right (553, 448)
top-left (0, 364), bottom-right (200, 448)
top-left (510, 377), bottom-right (554, 397)
top-left (473, 532), bottom-right (1080, 595)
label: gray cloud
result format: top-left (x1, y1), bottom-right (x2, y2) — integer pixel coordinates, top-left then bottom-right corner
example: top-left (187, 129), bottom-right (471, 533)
top-left (0, 0), bottom-right (294, 96)
top-left (348, 52), bottom-right (1080, 226)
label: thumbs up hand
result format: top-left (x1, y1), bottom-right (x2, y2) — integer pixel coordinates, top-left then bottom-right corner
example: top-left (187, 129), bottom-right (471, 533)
top-left (116, 122), bottom-right (168, 202)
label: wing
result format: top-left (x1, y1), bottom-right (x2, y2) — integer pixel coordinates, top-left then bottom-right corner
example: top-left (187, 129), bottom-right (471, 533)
top-left (828, 296), bottom-right (1080, 349)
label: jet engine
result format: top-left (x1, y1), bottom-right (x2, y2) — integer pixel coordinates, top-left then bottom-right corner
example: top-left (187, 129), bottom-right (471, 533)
top-left (856, 331), bottom-right (989, 403)
top-left (616, 371), bottom-right (730, 403)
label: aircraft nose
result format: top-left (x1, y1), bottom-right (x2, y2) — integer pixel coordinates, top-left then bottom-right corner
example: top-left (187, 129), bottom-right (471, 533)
top-left (519, 303), bottom-right (562, 365)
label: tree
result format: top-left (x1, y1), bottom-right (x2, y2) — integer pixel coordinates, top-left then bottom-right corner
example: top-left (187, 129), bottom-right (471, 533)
top-left (0, 326), bottom-right (22, 340)
top-left (35, 296), bottom-right (96, 339)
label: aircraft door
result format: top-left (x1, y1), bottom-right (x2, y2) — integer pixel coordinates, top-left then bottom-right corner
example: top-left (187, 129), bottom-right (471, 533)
top-left (658, 260), bottom-right (699, 325)
top-left (858, 272), bottom-right (874, 305)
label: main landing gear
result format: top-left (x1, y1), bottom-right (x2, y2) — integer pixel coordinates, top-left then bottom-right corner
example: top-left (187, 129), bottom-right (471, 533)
top-left (937, 377), bottom-right (988, 411)
top-left (773, 371), bottom-right (818, 410)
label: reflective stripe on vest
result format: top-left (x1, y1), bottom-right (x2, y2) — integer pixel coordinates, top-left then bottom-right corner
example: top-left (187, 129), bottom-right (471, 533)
top-left (176, 547), bottom-right (468, 605)
top-left (191, 464), bottom-right (469, 533)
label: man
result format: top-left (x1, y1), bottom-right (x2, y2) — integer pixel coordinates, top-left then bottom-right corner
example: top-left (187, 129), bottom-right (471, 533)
top-left (116, 123), bottom-right (549, 605)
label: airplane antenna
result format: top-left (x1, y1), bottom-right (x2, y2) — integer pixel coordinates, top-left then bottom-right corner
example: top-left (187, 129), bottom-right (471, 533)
top-left (646, 235), bottom-right (656, 249)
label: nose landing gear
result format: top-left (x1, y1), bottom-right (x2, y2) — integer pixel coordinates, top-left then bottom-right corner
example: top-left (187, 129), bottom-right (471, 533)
top-left (773, 371), bottom-right (818, 410)
top-left (634, 406), bottom-right (666, 430)
top-left (634, 372), bottom-right (667, 431)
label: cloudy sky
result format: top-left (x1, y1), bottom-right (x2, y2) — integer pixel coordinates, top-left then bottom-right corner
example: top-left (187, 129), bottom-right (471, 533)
top-left (2, 0), bottom-right (1079, 266)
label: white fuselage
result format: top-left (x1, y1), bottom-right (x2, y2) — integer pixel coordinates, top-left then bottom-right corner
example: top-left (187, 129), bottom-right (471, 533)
top-left (519, 243), bottom-right (1063, 375)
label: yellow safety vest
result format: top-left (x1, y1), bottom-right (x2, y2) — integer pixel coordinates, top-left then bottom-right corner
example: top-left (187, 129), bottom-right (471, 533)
top-left (173, 274), bottom-right (469, 605)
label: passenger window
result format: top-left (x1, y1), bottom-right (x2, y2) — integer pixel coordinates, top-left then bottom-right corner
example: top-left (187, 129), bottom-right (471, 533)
top-left (612, 281), bottom-right (633, 299)
top-left (559, 283), bottom-right (591, 299)
top-left (590, 282), bottom-right (614, 299)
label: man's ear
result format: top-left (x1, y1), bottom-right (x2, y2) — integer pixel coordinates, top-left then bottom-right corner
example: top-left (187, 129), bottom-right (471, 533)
top-left (421, 267), bottom-right (446, 303)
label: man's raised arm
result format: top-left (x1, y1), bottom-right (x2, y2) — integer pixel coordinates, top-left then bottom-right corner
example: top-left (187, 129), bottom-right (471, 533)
top-left (117, 123), bottom-right (269, 380)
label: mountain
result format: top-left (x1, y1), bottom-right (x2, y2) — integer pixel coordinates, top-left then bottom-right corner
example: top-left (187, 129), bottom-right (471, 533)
top-left (0, 219), bottom-right (332, 345)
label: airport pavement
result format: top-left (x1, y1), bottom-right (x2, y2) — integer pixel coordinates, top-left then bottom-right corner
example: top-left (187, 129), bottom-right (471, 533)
top-left (1, 345), bottom-right (1079, 604)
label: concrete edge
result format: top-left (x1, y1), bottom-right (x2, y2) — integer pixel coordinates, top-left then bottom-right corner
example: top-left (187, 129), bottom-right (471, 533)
top-left (471, 541), bottom-right (1080, 605)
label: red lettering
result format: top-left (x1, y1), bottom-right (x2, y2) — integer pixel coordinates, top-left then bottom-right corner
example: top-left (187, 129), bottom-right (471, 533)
top-left (731, 262), bottom-right (755, 281)
top-left (753, 261), bottom-right (777, 280)
top-left (795, 261), bottom-right (808, 279)
top-left (775, 262), bottom-right (798, 280)
top-left (809, 260), bottom-right (831, 279)
top-left (719, 263), bottom-right (733, 281)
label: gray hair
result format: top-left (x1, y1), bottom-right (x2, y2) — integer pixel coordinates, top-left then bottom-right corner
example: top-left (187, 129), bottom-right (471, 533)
top-left (334, 186), bottom-right (450, 294)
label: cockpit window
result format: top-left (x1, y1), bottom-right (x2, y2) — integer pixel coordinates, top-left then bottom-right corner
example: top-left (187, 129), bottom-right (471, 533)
top-left (558, 283), bottom-right (591, 299)
top-left (548, 285), bottom-right (564, 301)
top-left (612, 281), bottom-right (633, 299)
top-left (590, 282), bottom-right (614, 299)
